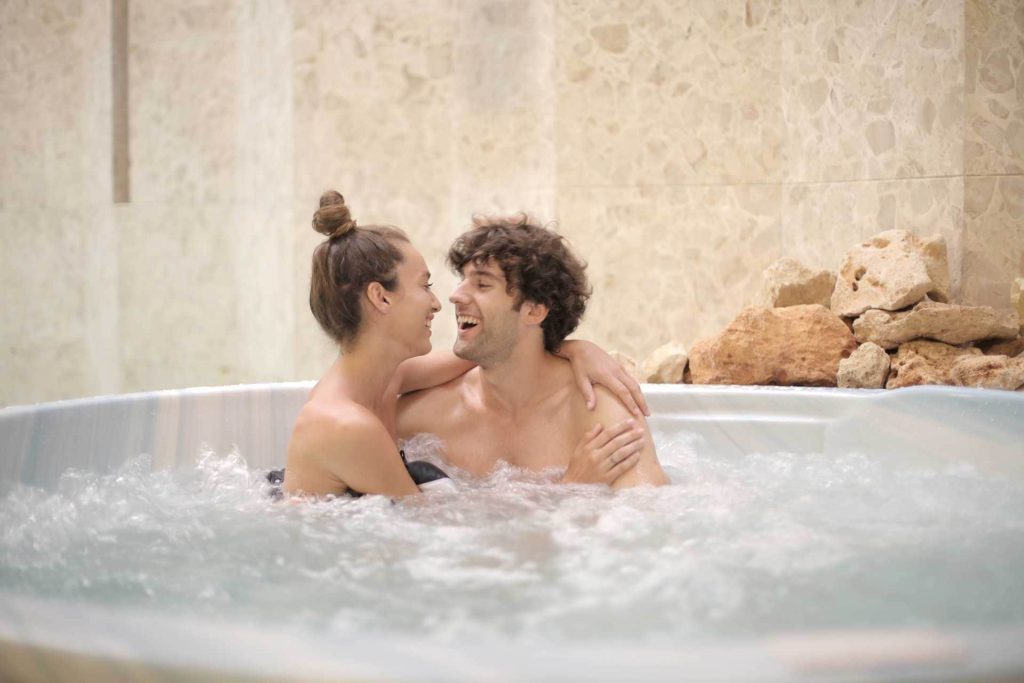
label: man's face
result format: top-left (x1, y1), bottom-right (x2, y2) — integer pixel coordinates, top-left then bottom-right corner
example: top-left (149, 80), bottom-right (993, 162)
top-left (449, 259), bottom-right (521, 366)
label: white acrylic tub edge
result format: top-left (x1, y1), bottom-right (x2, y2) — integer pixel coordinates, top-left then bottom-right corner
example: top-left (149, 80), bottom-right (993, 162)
top-left (1, 382), bottom-right (1023, 682)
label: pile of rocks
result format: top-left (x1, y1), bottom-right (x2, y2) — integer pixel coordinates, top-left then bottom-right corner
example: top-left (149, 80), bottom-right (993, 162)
top-left (622, 230), bottom-right (1024, 391)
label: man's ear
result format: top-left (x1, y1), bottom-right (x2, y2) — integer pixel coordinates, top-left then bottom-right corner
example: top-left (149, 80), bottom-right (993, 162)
top-left (521, 300), bottom-right (549, 326)
top-left (366, 281), bottom-right (391, 314)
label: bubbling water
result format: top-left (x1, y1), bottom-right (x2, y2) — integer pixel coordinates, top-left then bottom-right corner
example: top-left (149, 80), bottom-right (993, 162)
top-left (1, 430), bottom-right (1023, 646)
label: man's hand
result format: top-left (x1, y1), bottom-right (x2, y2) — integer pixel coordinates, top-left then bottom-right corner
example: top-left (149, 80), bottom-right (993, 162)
top-left (560, 420), bottom-right (645, 486)
top-left (560, 340), bottom-right (650, 417)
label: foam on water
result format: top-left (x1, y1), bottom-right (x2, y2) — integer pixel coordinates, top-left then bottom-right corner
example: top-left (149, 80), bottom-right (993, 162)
top-left (1, 429), bottom-right (1023, 647)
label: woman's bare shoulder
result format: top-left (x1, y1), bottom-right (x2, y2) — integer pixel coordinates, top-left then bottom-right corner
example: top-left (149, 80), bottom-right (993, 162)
top-left (292, 398), bottom-right (389, 457)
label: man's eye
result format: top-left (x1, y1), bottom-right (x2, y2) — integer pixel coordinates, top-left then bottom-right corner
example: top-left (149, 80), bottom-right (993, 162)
top-left (478, 283), bottom-right (490, 290)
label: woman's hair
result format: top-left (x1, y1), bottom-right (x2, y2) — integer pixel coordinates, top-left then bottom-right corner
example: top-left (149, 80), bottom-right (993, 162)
top-left (447, 214), bottom-right (591, 352)
top-left (309, 191), bottom-right (409, 348)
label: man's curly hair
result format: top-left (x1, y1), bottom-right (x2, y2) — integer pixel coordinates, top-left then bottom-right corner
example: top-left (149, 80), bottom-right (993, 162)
top-left (447, 215), bottom-right (592, 352)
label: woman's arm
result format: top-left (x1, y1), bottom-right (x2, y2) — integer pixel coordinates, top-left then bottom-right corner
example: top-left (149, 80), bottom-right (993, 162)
top-left (394, 350), bottom-right (476, 395)
top-left (395, 343), bottom-right (651, 417)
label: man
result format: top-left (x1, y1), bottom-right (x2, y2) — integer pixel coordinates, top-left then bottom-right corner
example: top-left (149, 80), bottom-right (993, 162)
top-left (397, 216), bottom-right (669, 489)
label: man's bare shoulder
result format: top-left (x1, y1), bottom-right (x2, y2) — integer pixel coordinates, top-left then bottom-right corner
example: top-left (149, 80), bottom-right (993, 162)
top-left (590, 385), bottom-right (634, 422)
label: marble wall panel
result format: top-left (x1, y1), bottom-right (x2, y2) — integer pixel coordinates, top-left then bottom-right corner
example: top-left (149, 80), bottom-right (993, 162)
top-left (0, 0), bottom-right (110, 209)
top-left (235, 0), bottom-right (295, 205)
top-left (131, 0), bottom-right (294, 205)
top-left (116, 204), bottom-right (244, 392)
top-left (451, 0), bottom-right (556, 220)
top-left (291, 0), bottom-right (456, 207)
top-left (129, 30), bottom-right (239, 204)
top-left (962, 175), bottom-right (1024, 307)
top-left (781, 0), bottom-right (964, 182)
top-left (781, 177), bottom-right (965, 297)
top-left (557, 185), bottom-right (782, 360)
top-left (229, 201), bottom-right (296, 383)
top-left (130, 0), bottom-right (242, 41)
top-left (556, 0), bottom-right (785, 187)
top-left (0, 207), bottom-right (117, 408)
top-left (965, 0), bottom-right (1024, 174)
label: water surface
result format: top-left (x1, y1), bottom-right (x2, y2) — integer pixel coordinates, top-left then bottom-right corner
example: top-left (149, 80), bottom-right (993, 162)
top-left (2, 430), bottom-right (1022, 645)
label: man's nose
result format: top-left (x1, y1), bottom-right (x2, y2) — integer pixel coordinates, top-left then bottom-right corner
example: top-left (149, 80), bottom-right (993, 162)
top-left (449, 282), bottom-right (467, 305)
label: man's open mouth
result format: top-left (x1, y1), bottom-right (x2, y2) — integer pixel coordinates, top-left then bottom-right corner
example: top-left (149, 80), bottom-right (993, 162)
top-left (457, 315), bottom-right (480, 331)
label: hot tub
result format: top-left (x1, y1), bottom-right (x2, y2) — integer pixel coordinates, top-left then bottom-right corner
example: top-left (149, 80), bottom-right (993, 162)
top-left (1, 383), bottom-right (1022, 682)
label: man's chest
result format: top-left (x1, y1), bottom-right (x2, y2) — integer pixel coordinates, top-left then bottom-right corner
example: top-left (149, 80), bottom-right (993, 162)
top-left (426, 411), bottom-right (579, 476)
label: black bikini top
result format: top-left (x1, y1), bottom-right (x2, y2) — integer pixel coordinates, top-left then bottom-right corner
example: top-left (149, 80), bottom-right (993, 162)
top-left (266, 450), bottom-right (449, 499)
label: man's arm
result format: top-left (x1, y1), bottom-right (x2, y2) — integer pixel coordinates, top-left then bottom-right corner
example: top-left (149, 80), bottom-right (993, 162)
top-left (586, 386), bottom-right (669, 489)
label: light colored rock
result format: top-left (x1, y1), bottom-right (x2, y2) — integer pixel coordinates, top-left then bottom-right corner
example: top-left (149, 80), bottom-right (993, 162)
top-left (640, 342), bottom-right (688, 384)
top-left (755, 258), bottom-right (837, 309)
top-left (852, 301), bottom-right (1020, 350)
top-left (1013, 278), bottom-right (1024, 332)
top-left (886, 340), bottom-right (983, 389)
top-left (688, 305), bottom-right (857, 387)
top-left (609, 350), bottom-right (642, 382)
top-left (918, 236), bottom-right (951, 305)
top-left (831, 230), bottom-right (950, 317)
top-left (950, 355), bottom-right (1024, 391)
top-left (837, 342), bottom-right (890, 389)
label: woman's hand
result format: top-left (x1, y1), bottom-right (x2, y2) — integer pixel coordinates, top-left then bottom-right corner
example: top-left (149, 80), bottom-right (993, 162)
top-left (560, 421), bottom-right (644, 486)
top-left (560, 340), bottom-right (650, 416)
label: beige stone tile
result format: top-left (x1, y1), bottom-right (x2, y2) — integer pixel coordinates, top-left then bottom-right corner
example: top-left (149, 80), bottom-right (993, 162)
top-left (116, 204), bottom-right (243, 392)
top-left (556, 0), bottom-right (785, 186)
top-left (452, 0), bottom-right (556, 218)
top-left (292, 0), bottom-right (456, 203)
top-left (0, 207), bottom-right (117, 407)
top-left (129, 36), bottom-right (239, 203)
top-left (130, 0), bottom-right (242, 44)
top-left (557, 185), bottom-right (782, 359)
top-left (130, 1), bottom-right (294, 204)
top-left (0, 0), bottom-right (110, 209)
top-left (781, 177), bottom-right (965, 297)
top-left (965, 0), bottom-right (1024, 174)
top-left (235, 0), bottom-right (295, 205)
top-left (228, 202), bottom-right (298, 383)
top-left (781, 0), bottom-right (964, 182)
top-left (962, 175), bottom-right (1024, 307)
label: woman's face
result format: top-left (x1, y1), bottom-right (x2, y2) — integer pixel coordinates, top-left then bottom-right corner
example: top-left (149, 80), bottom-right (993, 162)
top-left (389, 242), bottom-right (441, 357)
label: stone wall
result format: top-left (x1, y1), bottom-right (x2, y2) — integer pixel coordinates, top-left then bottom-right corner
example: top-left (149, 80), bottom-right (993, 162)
top-left (1, 0), bottom-right (1022, 406)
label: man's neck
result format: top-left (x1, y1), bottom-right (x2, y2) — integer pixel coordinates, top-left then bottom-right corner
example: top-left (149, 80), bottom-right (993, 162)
top-left (475, 343), bottom-right (566, 415)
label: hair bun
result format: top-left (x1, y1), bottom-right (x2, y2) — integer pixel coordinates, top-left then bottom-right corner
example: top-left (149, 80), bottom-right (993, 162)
top-left (313, 190), bottom-right (357, 238)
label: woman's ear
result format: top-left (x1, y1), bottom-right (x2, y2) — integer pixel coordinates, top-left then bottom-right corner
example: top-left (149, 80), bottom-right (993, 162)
top-left (521, 300), bottom-right (549, 326)
top-left (366, 281), bottom-right (391, 314)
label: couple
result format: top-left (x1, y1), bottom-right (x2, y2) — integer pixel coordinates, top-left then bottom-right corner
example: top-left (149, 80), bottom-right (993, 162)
top-left (280, 191), bottom-right (668, 498)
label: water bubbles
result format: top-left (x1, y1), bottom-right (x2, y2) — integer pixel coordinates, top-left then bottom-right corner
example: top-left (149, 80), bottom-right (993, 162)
top-left (1, 442), bottom-right (1024, 646)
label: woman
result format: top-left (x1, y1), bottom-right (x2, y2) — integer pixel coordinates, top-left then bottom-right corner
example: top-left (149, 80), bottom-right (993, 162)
top-left (281, 191), bottom-right (647, 498)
